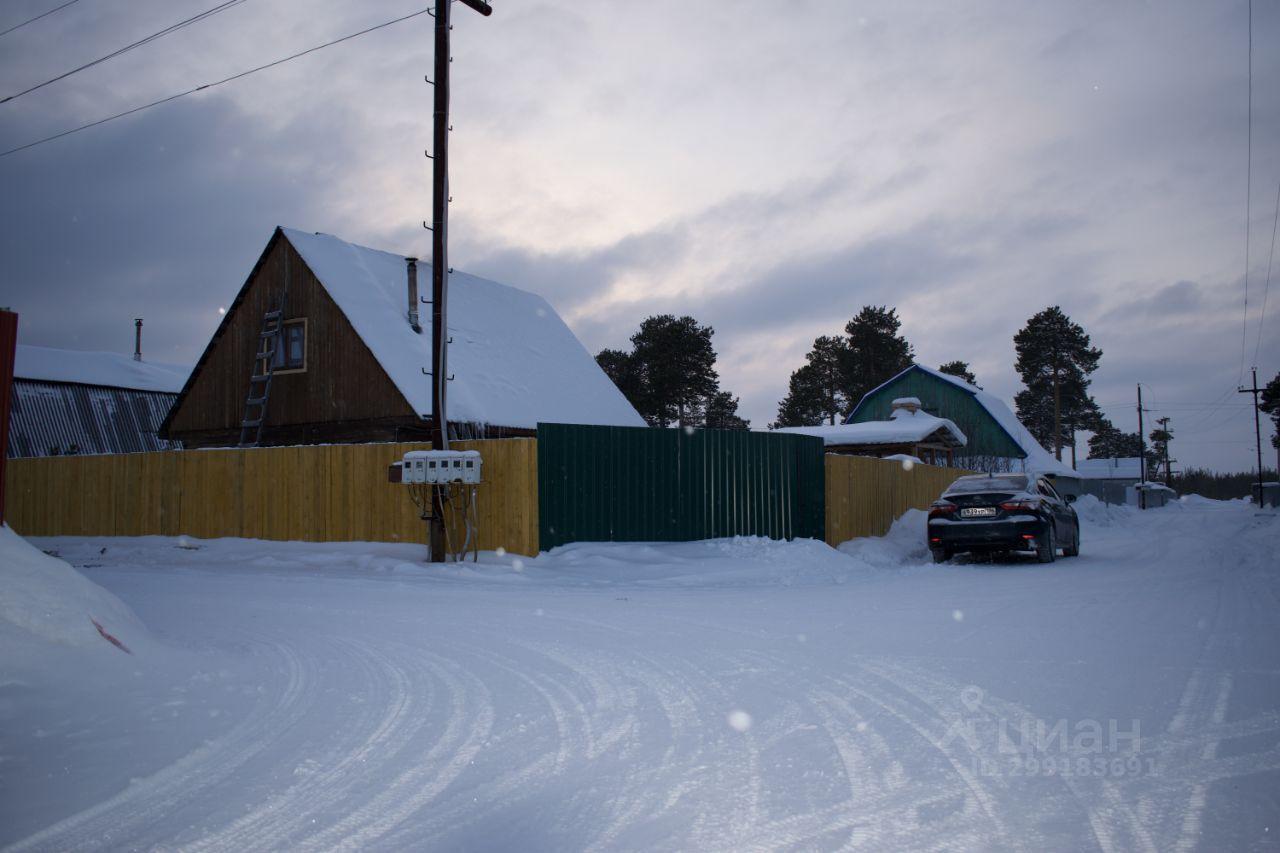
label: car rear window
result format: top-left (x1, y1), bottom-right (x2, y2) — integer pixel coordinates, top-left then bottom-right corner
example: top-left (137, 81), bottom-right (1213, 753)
top-left (945, 475), bottom-right (1029, 494)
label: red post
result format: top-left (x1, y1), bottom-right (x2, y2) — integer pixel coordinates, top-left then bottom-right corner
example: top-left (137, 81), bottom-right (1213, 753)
top-left (0, 310), bottom-right (17, 526)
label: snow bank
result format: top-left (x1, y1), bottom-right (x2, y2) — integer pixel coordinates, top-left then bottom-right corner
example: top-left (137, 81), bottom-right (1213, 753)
top-left (1068, 494), bottom-right (1135, 528)
top-left (524, 536), bottom-right (863, 587)
top-left (836, 508), bottom-right (931, 567)
top-left (0, 526), bottom-right (149, 658)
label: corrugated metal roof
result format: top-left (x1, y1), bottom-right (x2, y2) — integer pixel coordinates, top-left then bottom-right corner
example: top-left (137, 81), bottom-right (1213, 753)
top-left (7, 379), bottom-right (180, 458)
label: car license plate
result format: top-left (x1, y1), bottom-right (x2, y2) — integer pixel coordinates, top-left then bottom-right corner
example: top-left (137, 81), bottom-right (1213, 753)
top-left (960, 507), bottom-right (997, 518)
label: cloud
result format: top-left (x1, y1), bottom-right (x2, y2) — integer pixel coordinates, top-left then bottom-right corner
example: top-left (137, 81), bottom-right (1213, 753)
top-left (1, 0), bottom-right (1277, 469)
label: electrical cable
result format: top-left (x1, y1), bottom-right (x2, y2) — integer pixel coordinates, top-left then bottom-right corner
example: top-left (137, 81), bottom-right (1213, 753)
top-left (2, 0), bottom-right (247, 104)
top-left (0, 6), bottom-right (432, 158)
top-left (1254, 181), bottom-right (1280, 368)
top-left (0, 0), bottom-right (82, 38)
top-left (1239, 0), bottom-right (1253, 385)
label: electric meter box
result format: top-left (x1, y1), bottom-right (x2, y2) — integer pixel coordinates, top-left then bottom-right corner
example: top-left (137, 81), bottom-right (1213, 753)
top-left (399, 450), bottom-right (482, 485)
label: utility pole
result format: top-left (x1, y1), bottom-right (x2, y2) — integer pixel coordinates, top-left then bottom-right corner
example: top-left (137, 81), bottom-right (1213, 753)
top-left (426, 0), bottom-right (491, 562)
top-left (1239, 367), bottom-right (1265, 504)
top-left (1155, 416), bottom-right (1172, 486)
top-left (1137, 384), bottom-right (1147, 509)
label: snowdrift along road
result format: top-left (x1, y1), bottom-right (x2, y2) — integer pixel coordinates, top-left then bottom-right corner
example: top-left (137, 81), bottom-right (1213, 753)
top-left (1, 498), bottom-right (1277, 851)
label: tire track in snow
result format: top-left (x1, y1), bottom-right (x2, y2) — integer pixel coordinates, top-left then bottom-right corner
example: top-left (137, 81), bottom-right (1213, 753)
top-left (1173, 671), bottom-right (1233, 853)
top-left (182, 637), bottom-right (429, 852)
top-left (294, 646), bottom-right (494, 851)
top-left (854, 658), bottom-right (1132, 853)
top-left (754, 669), bottom-right (994, 851)
top-left (381, 641), bottom-right (655, 848)
top-left (584, 648), bottom-right (733, 852)
top-left (821, 662), bottom-right (1012, 848)
top-left (6, 639), bottom-right (318, 853)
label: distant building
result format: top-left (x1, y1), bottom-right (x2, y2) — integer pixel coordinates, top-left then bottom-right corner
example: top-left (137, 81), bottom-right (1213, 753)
top-left (778, 397), bottom-right (967, 465)
top-left (1076, 457), bottom-right (1143, 505)
top-left (9, 345), bottom-right (189, 458)
top-left (161, 227), bottom-right (644, 448)
top-left (845, 364), bottom-right (1082, 491)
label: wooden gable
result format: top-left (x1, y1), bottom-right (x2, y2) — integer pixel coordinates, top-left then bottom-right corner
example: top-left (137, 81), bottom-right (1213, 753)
top-left (162, 230), bottom-right (419, 447)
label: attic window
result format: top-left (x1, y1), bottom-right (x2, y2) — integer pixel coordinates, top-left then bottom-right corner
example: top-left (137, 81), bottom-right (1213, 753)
top-left (274, 319), bottom-right (307, 372)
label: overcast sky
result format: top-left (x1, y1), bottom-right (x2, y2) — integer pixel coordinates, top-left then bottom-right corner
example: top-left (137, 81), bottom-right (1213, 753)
top-left (2, 0), bottom-right (1278, 471)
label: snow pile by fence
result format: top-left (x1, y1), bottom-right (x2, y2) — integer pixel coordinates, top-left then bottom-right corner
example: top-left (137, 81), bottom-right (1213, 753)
top-left (836, 508), bottom-right (930, 567)
top-left (0, 525), bottom-right (149, 659)
top-left (1070, 494), bottom-right (1135, 527)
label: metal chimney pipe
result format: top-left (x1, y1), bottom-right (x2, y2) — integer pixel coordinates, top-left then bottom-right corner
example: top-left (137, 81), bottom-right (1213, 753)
top-left (134, 318), bottom-right (143, 361)
top-left (406, 258), bottom-right (422, 334)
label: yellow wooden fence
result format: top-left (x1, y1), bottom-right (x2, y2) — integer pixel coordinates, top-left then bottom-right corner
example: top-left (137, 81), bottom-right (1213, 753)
top-left (4, 439), bottom-right (539, 556)
top-left (825, 454), bottom-right (972, 545)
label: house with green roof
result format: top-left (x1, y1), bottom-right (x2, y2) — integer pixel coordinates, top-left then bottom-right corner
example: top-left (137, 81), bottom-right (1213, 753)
top-left (845, 364), bottom-right (1081, 486)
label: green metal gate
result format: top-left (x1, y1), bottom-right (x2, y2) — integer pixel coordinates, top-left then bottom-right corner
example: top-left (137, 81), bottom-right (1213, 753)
top-left (537, 423), bottom-right (825, 549)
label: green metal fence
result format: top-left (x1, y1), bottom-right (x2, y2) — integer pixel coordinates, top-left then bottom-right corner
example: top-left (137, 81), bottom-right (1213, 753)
top-left (537, 423), bottom-right (825, 549)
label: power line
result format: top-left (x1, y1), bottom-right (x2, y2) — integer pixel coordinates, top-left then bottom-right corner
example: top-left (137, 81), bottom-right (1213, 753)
top-left (0, 0), bottom-right (82, 39)
top-left (1239, 0), bottom-right (1253, 385)
top-left (1, 0), bottom-right (247, 105)
top-left (1, 6), bottom-right (433, 159)
top-left (1254, 180), bottom-right (1280, 368)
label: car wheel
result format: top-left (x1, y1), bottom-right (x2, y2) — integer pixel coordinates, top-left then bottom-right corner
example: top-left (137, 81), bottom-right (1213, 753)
top-left (1063, 525), bottom-right (1080, 557)
top-left (931, 548), bottom-right (950, 564)
top-left (1037, 526), bottom-right (1056, 563)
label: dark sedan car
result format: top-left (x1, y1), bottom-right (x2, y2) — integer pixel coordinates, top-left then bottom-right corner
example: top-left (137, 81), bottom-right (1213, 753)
top-left (927, 472), bottom-right (1080, 563)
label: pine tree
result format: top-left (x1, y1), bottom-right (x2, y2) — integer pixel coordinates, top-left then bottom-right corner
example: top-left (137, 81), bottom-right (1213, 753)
top-left (1261, 372), bottom-right (1280, 453)
top-left (597, 315), bottom-right (744, 429)
top-left (1087, 419), bottom-right (1142, 459)
top-left (773, 364), bottom-right (827, 427)
top-left (705, 391), bottom-right (750, 429)
top-left (596, 348), bottom-right (644, 409)
top-left (938, 360), bottom-right (978, 387)
top-left (1013, 306), bottom-right (1103, 460)
top-left (629, 315), bottom-right (719, 427)
top-left (1148, 418), bottom-right (1174, 483)
top-left (773, 335), bottom-right (848, 427)
top-left (840, 306), bottom-right (915, 406)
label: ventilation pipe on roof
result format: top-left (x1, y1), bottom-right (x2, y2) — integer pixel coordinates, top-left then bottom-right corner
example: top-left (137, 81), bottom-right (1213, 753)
top-left (890, 396), bottom-right (921, 415)
top-left (406, 258), bottom-right (422, 334)
top-left (134, 318), bottom-right (143, 361)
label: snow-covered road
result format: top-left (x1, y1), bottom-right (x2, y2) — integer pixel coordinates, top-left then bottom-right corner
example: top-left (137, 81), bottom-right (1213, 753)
top-left (3, 497), bottom-right (1278, 851)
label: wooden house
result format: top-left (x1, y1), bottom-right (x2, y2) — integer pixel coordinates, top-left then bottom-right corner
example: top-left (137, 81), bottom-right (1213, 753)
top-left (160, 227), bottom-right (644, 448)
top-left (777, 397), bottom-right (966, 465)
top-left (9, 344), bottom-right (189, 458)
top-left (846, 364), bottom-right (1081, 487)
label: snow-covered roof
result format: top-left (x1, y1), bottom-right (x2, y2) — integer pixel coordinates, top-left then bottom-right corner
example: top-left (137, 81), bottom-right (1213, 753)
top-left (280, 229), bottom-right (645, 430)
top-left (777, 407), bottom-right (966, 448)
top-left (13, 344), bottom-right (190, 394)
top-left (1077, 457), bottom-right (1143, 480)
top-left (848, 364), bottom-right (1080, 479)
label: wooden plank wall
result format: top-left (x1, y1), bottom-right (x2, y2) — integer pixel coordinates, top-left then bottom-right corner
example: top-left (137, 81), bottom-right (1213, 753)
top-left (4, 439), bottom-right (539, 556)
top-left (825, 455), bottom-right (974, 545)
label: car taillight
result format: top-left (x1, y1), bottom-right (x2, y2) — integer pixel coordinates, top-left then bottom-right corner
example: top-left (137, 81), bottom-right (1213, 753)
top-left (929, 501), bottom-right (958, 518)
top-left (1000, 499), bottom-right (1040, 512)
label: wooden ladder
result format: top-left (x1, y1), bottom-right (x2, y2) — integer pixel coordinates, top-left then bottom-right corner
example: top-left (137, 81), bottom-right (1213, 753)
top-left (238, 297), bottom-right (287, 448)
